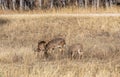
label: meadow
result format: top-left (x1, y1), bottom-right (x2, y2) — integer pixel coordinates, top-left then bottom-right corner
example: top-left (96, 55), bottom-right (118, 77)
top-left (0, 6), bottom-right (120, 14)
top-left (0, 16), bottom-right (120, 77)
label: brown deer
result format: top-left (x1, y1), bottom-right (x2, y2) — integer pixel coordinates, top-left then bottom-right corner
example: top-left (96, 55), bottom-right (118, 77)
top-left (45, 38), bottom-right (66, 59)
top-left (68, 43), bottom-right (83, 60)
top-left (35, 40), bottom-right (47, 59)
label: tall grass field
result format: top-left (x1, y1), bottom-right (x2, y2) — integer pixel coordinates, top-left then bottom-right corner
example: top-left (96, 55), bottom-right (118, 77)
top-left (0, 16), bottom-right (120, 77)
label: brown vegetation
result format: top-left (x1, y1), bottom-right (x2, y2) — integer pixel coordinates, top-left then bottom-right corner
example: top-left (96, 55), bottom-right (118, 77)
top-left (0, 6), bottom-right (120, 14)
top-left (0, 16), bottom-right (120, 77)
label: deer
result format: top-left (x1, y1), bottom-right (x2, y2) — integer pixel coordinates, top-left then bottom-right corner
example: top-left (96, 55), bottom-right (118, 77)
top-left (45, 37), bottom-right (66, 59)
top-left (68, 43), bottom-right (83, 60)
top-left (34, 40), bottom-right (47, 59)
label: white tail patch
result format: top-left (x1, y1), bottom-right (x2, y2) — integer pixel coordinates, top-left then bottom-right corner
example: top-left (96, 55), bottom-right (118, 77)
top-left (78, 49), bottom-right (81, 54)
top-left (78, 49), bottom-right (83, 55)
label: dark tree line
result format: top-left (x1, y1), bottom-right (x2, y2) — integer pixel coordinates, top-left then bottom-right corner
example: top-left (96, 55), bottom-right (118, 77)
top-left (0, 0), bottom-right (120, 10)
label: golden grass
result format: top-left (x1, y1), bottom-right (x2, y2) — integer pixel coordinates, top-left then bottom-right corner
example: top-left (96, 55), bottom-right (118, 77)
top-left (0, 6), bottom-right (120, 14)
top-left (0, 16), bottom-right (120, 77)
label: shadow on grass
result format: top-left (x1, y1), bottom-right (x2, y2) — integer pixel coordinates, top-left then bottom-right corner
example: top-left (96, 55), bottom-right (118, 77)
top-left (0, 19), bottom-right (10, 26)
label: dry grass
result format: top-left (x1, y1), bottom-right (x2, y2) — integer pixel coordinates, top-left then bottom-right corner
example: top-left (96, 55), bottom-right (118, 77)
top-left (0, 6), bottom-right (120, 14)
top-left (0, 16), bottom-right (120, 77)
